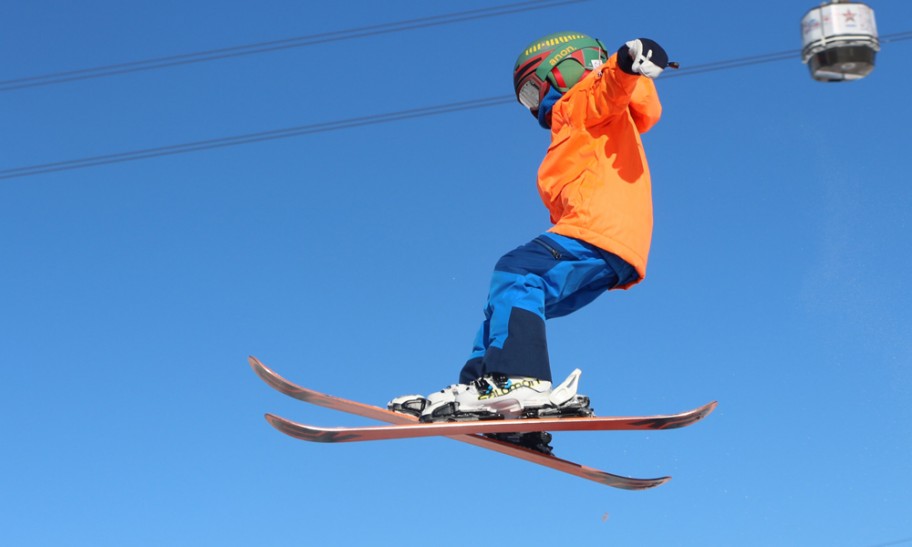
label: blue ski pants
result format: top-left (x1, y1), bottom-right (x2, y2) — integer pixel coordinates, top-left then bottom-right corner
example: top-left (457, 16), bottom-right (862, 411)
top-left (459, 233), bottom-right (638, 383)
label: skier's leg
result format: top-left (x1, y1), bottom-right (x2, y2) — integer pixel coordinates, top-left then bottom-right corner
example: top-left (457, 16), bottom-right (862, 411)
top-left (459, 237), bottom-right (557, 383)
top-left (538, 233), bottom-right (639, 319)
top-left (460, 323), bottom-right (488, 383)
top-left (389, 234), bottom-right (639, 421)
top-left (460, 233), bottom-right (638, 383)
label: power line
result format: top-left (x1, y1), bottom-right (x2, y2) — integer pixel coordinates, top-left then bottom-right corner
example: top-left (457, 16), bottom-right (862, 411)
top-left (883, 30), bottom-right (912, 42)
top-left (0, 97), bottom-right (514, 180)
top-left (2, 31), bottom-right (910, 181)
top-left (666, 31), bottom-right (912, 78)
top-left (0, 0), bottom-right (590, 92)
top-left (664, 49), bottom-right (800, 78)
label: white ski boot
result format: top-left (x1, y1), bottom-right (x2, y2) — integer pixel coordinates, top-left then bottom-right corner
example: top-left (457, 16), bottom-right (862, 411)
top-left (388, 369), bottom-right (592, 422)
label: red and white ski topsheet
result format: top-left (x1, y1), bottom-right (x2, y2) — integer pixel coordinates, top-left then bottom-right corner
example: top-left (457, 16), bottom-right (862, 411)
top-left (249, 356), bottom-right (714, 490)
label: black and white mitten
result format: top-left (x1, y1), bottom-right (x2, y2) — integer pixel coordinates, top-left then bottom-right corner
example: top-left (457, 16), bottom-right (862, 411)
top-left (617, 38), bottom-right (669, 78)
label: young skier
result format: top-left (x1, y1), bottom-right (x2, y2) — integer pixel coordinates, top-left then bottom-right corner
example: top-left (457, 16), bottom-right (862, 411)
top-left (390, 32), bottom-right (670, 430)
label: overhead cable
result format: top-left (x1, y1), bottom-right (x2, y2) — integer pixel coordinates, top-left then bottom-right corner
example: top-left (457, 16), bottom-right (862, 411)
top-left (2, 31), bottom-right (910, 180)
top-left (0, 97), bottom-right (514, 180)
top-left (0, 0), bottom-right (590, 92)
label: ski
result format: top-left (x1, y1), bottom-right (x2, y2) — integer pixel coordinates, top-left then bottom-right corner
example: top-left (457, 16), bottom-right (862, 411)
top-left (248, 356), bottom-right (671, 490)
top-left (264, 401), bottom-right (716, 443)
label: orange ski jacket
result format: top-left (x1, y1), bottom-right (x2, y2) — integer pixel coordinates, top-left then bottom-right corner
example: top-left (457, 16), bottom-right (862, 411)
top-left (538, 53), bottom-right (662, 288)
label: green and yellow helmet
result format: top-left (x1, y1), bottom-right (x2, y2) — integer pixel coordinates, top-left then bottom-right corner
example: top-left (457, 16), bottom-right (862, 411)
top-left (513, 31), bottom-right (608, 113)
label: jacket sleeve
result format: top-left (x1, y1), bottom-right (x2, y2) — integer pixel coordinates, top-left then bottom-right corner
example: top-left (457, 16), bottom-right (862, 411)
top-left (628, 77), bottom-right (662, 134)
top-left (570, 53), bottom-right (661, 134)
top-left (580, 53), bottom-right (640, 128)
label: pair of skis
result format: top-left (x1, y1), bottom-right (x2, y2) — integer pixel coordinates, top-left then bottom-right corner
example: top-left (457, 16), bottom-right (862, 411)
top-left (249, 356), bottom-right (716, 490)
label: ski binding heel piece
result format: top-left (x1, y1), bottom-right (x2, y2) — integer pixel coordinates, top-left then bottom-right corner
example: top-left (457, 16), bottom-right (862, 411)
top-left (549, 368), bottom-right (582, 407)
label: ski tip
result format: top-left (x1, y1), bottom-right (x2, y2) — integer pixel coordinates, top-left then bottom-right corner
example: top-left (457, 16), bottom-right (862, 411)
top-left (248, 355), bottom-right (270, 380)
top-left (264, 413), bottom-right (296, 438)
top-left (639, 476), bottom-right (672, 490)
top-left (248, 355), bottom-right (276, 379)
top-left (692, 400), bottom-right (718, 423)
top-left (264, 413), bottom-right (345, 443)
top-left (591, 471), bottom-right (670, 490)
top-left (264, 413), bottom-right (293, 435)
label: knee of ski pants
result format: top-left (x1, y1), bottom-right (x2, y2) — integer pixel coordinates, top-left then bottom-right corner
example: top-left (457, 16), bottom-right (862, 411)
top-left (489, 236), bottom-right (567, 319)
top-left (491, 235), bottom-right (618, 320)
top-left (487, 270), bottom-right (547, 320)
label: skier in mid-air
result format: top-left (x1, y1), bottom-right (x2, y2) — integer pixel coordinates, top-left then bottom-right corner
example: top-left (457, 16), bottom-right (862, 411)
top-left (390, 32), bottom-right (670, 440)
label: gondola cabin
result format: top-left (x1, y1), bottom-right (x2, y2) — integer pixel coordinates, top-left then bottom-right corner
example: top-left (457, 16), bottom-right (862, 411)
top-left (801, 1), bottom-right (880, 81)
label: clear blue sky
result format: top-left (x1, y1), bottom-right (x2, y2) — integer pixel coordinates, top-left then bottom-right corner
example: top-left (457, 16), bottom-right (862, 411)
top-left (2, 1), bottom-right (911, 545)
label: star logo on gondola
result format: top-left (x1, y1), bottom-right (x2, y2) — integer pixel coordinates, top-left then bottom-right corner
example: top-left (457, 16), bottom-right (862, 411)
top-left (843, 9), bottom-right (857, 22)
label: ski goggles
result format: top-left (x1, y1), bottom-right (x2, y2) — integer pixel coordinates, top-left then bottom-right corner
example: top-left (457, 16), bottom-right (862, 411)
top-left (516, 74), bottom-right (550, 112)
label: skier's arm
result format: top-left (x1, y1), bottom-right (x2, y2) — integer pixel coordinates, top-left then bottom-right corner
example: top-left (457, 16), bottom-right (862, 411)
top-left (629, 78), bottom-right (661, 134)
top-left (584, 38), bottom-right (668, 129)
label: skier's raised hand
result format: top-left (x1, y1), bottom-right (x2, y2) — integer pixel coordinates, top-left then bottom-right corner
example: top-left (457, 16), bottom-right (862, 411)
top-left (619, 38), bottom-right (669, 78)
